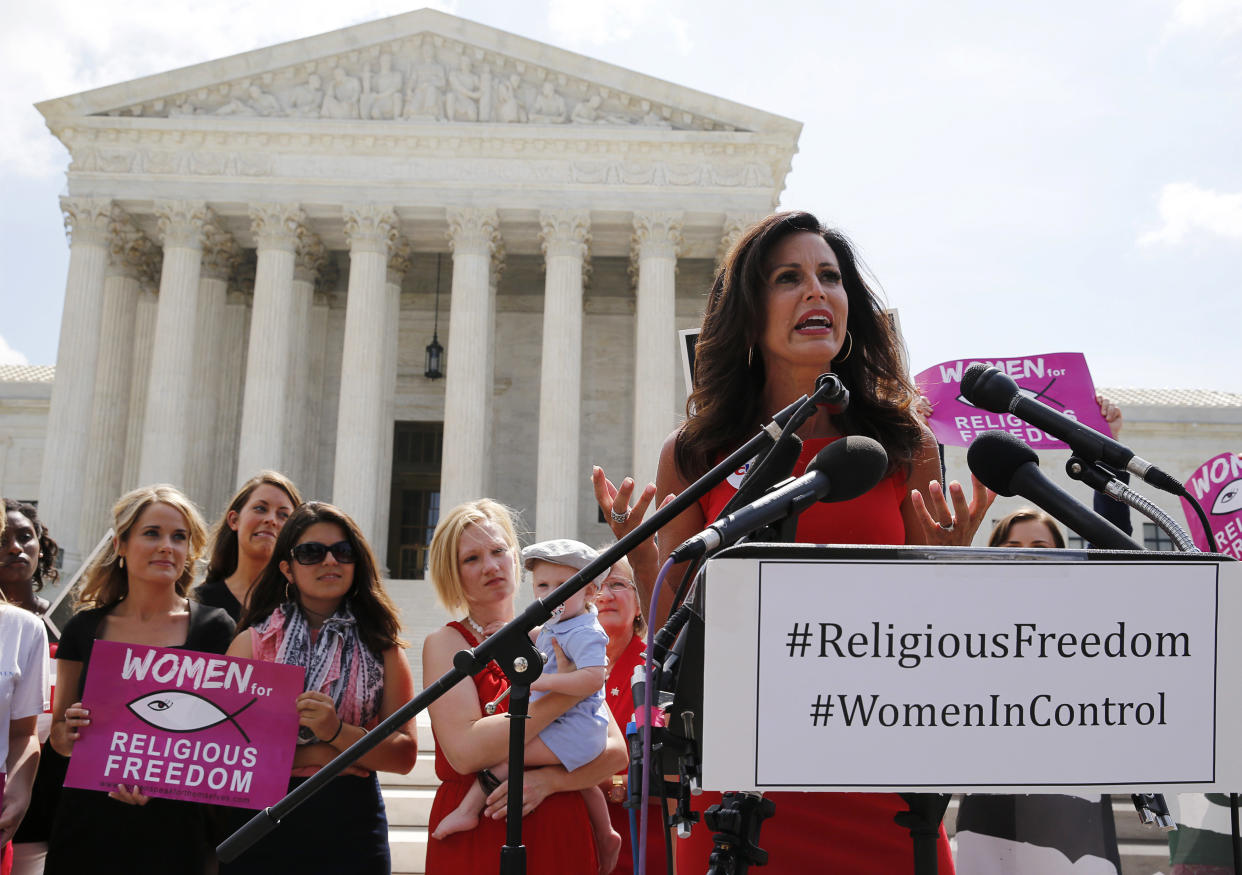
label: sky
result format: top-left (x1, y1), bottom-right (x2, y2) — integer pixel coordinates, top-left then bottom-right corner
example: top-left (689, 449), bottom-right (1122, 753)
top-left (2, 0), bottom-right (1240, 392)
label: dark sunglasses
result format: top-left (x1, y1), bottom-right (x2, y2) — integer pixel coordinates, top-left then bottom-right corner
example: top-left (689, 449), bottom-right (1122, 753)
top-left (290, 540), bottom-right (357, 566)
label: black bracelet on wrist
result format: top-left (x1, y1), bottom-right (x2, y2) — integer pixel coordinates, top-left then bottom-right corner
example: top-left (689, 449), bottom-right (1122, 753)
top-left (325, 716), bottom-right (344, 745)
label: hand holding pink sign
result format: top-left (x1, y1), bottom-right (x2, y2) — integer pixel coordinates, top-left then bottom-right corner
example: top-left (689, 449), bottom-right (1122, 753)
top-left (64, 641), bottom-right (305, 809)
top-left (914, 352), bottom-right (1111, 449)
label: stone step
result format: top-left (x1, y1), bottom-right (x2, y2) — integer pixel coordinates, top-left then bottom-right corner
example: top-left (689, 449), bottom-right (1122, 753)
top-left (390, 825), bottom-right (428, 875)
top-left (383, 787), bottom-right (437, 826)
top-left (381, 752), bottom-right (439, 786)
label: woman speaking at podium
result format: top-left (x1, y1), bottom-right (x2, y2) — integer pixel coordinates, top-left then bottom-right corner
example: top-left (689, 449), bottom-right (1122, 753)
top-left (597, 211), bottom-right (994, 873)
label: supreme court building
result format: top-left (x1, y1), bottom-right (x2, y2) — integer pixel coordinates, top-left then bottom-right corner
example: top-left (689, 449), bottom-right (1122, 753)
top-left (30, 9), bottom-right (801, 575)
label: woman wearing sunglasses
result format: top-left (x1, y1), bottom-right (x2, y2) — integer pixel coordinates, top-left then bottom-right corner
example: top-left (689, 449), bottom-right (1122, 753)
top-left (224, 502), bottom-right (416, 874)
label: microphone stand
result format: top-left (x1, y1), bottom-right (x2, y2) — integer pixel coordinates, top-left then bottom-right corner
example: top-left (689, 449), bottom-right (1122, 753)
top-left (1065, 457), bottom-right (1198, 553)
top-left (217, 392), bottom-right (816, 873)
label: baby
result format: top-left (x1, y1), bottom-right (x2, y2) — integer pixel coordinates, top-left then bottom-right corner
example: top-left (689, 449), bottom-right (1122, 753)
top-left (432, 539), bottom-right (621, 873)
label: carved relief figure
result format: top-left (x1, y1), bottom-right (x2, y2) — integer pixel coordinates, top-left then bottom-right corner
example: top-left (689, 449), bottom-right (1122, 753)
top-left (493, 74), bottom-right (526, 123)
top-left (528, 81), bottom-right (568, 124)
top-left (570, 93), bottom-right (633, 126)
top-left (247, 85), bottom-right (282, 117)
top-left (366, 53), bottom-right (404, 120)
top-left (405, 42), bottom-right (446, 121)
top-left (321, 66), bottom-right (362, 119)
top-left (288, 73), bottom-right (324, 118)
top-left (446, 55), bottom-right (482, 122)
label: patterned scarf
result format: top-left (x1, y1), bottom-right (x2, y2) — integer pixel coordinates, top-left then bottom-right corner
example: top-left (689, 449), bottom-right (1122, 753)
top-left (262, 601), bottom-right (385, 744)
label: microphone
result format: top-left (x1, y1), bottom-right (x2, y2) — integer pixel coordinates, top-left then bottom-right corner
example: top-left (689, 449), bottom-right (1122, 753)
top-left (670, 436), bottom-right (889, 562)
top-left (718, 433), bottom-right (804, 519)
top-left (721, 373), bottom-right (848, 518)
top-left (967, 430), bottom-right (1142, 550)
top-left (960, 364), bottom-right (1183, 496)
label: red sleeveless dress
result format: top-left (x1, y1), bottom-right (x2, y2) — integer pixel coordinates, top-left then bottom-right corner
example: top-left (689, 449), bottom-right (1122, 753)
top-left (673, 437), bottom-right (956, 875)
top-left (425, 621), bottom-right (598, 874)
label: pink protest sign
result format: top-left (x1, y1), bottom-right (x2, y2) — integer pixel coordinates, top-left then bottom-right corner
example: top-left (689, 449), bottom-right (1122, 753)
top-left (913, 352), bottom-right (1110, 449)
top-left (1181, 452), bottom-right (1242, 558)
top-left (65, 641), bottom-right (304, 809)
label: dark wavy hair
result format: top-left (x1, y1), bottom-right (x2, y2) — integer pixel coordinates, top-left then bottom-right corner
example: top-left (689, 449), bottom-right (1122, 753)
top-left (205, 471), bottom-right (303, 582)
top-left (4, 499), bottom-right (60, 590)
top-left (238, 502), bottom-right (405, 654)
top-left (676, 211), bottom-right (924, 481)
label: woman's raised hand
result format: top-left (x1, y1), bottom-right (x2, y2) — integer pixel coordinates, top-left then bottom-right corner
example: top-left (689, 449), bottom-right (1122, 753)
top-left (910, 475), bottom-right (996, 546)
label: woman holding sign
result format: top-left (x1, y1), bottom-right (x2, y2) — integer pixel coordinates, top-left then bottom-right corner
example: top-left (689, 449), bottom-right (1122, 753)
top-left (594, 211), bottom-right (995, 874)
top-left (225, 501), bottom-right (416, 875)
top-left (44, 485), bottom-right (234, 875)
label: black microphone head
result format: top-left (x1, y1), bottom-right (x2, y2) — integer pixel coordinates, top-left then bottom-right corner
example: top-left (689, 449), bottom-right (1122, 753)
top-left (960, 364), bottom-right (1019, 414)
top-left (807, 436), bottom-right (889, 502)
top-left (814, 372), bottom-right (849, 412)
top-left (967, 430), bottom-right (1039, 497)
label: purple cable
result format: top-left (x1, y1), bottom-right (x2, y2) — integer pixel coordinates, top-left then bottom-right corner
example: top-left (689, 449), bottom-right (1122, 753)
top-left (637, 555), bottom-right (676, 875)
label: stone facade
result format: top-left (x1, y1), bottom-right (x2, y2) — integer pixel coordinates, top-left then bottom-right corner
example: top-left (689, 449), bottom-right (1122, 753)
top-left (26, 9), bottom-right (800, 574)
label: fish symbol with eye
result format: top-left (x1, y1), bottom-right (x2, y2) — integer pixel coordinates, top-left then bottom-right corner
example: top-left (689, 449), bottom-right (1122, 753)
top-left (956, 377), bottom-right (1068, 411)
top-left (1213, 479), bottom-right (1242, 516)
top-left (126, 691), bottom-right (257, 742)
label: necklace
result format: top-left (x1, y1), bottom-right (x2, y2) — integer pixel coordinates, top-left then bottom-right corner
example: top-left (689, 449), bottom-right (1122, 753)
top-left (462, 615), bottom-right (488, 638)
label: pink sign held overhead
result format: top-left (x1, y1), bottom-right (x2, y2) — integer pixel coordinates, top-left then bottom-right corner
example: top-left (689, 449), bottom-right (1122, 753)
top-left (1181, 452), bottom-right (1242, 558)
top-left (913, 352), bottom-right (1110, 449)
top-left (65, 641), bottom-right (303, 809)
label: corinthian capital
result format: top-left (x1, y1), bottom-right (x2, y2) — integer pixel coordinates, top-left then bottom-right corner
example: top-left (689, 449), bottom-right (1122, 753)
top-left (60, 197), bottom-right (115, 247)
top-left (294, 230), bottom-right (327, 284)
top-left (343, 204), bottom-right (399, 256)
top-left (718, 211), bottom-right (764, 267)
top-left (249, 203), bottom-right (306, 253)
top-left (539, 210), bottom-right (591, 262)
top-left (154, 200), bottom-right (212, 249)
top-left (631, 211), bottom-right (684, 260)
top-left (106, 214), bottom-right (155, 280)
top-left (201, 225), bottom-right (241, 281)
top-left (387, 238), bottom-right (413, 286)
top-left (446, 207), bottom-right (500, 258)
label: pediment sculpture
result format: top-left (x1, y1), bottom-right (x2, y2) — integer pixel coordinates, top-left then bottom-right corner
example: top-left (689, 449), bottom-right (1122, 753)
top-left (116, 36), bottom-right (738, 132)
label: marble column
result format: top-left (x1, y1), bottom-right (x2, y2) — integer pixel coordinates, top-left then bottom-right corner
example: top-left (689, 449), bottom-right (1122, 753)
top-left (286, 231), bottom-right (324, 492)
top-left (236, 203), bottom-right (304, 483)
top-left (535, 211), bottom-right (590, 541)
top-left (39, 197), bottom-right (113, 565)
top-left (121, 274), bottom-right (160, 493)
top-left (184, 227), bottom-right (238, 513)
top-left (630, 211), bottom-right (683, 490)
top-left (439, 208), bottom-right (501, 516)
top-left (78, 217), bottom-right (151, 551)
top-left (137, 201), bottom-right (211, 487)
top-left (373, 241), bottom-right (409, 569)
top-left (305, 290), bottom-right (331, 501)
top-left (332, 205), bottom-right (398, 543)
top-left (212, 285), bottom-right (252, 511)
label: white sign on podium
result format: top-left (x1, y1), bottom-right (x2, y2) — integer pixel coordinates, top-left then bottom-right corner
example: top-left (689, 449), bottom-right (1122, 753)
top-left (700, 546), bottom-right (1242, 794)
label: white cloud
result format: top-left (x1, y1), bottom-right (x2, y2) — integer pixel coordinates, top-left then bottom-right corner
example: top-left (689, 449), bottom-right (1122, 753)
top-left (546, 0), bottom-right (693, 54)
top-left (1138, 182), bottom-right (1242, 246)
top-left (0, 336), bottom-right (30, 366)
top-left (1169, 0), bottom-right (1242, 31)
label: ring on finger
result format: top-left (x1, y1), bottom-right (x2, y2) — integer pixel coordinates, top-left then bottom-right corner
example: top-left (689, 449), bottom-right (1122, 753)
top-left (939, 520), bottom-right (955, 531)
top-left (610, 508), bottom-right (629, 524)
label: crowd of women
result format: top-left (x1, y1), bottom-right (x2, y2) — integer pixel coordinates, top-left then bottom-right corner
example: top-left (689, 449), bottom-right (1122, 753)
top-left (0, 210), bottom-right (1197, 875)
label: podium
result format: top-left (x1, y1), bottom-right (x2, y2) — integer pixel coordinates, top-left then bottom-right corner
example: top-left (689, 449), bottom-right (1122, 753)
top-left (696, 544), bottom-right (1241, 795)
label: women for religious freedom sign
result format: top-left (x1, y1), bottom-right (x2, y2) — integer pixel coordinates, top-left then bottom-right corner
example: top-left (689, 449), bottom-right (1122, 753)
top-left (914, 352), bottom-right (1110, 448)
top-left (65, 641), bottom-right (304, 808)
